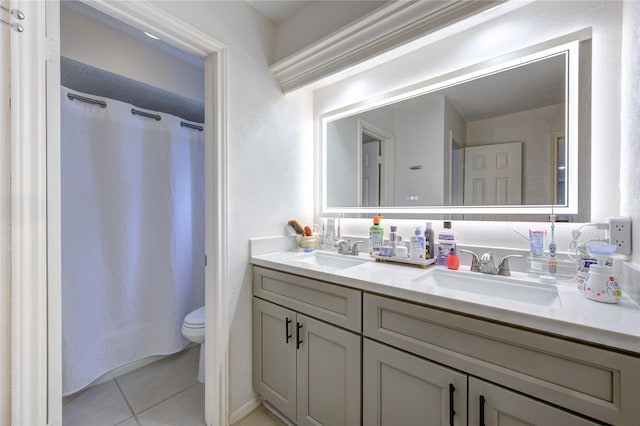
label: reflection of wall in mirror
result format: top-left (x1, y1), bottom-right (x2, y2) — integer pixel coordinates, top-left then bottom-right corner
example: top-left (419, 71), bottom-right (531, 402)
top-left (394, 96), bottom-right (445, 205)
top-left (327, 118), bottom-right (358, 207)
top-left (465, 103), bottom-right (564, 205)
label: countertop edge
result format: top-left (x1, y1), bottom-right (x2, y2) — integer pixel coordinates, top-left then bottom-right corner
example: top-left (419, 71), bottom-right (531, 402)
top-left (251, 253), bottom-right (640, 356)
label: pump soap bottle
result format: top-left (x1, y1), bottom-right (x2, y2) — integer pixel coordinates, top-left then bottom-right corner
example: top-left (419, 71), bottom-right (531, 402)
top-left (369, 216), bottom-right (384, 255)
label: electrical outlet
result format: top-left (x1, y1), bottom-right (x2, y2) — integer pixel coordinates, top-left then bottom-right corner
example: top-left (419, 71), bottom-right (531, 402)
top-left (608, 216), bottom-right (632, 255)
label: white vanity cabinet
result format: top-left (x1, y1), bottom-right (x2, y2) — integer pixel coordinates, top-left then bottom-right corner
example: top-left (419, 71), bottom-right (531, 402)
top-left (251, 263), bottom-right (640, 425)
top-left (363, 293), bottom-right (639, 425)
top-left (252, 267), bottom-right (362, 426)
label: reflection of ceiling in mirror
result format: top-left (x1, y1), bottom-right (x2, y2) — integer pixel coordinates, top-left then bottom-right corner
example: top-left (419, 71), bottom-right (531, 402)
top-left (400, 54), bottom-right (566, 122)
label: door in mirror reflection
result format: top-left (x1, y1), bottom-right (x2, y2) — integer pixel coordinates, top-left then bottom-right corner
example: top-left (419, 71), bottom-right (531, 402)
top-left (362, 139), bottom-right (380, 207)
top-left (463, 142), bottom-right (522, 205)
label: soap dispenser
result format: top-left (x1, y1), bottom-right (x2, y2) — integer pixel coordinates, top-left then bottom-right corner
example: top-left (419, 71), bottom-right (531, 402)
top-left (583, 243), bottom-right (621, 303)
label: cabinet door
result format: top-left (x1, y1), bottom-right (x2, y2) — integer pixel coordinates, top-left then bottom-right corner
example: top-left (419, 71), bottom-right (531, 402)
top-left (297, 315), bottom-right (361, 426)
top-left (363, 339), bottom-right (467, 426)
top-left (253, 298), bottom-right (297, 421)
top-left (468, 377), bottom-right (599, 426)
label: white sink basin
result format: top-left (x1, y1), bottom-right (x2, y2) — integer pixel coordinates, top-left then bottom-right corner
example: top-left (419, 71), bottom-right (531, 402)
top-left (418, 269), bottom-right (562, 308)
top-left (295, 251), bottom-right (370, 269)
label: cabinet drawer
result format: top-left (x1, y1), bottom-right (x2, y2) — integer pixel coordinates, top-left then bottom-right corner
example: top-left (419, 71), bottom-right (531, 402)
top-left (363, 293), bottom-right (640, 425)
top-left (253, 266), bottom-right (361, 332)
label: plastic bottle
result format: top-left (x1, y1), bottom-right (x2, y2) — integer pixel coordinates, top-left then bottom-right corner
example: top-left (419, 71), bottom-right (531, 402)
top-left (547, 214), bottom-right (557, 280)
top-left (410, 227), bottom-right (425, 260)
top-left (369, 216), bottom-right (384, 255)
top-left (446, 248), bottom-right (460, 270)
top-left (424, 222), bottom-right (435, 259)
top-left (437, 221), bottom-right (456, 266)
top-left (389, 225), bottom-right (398, 256)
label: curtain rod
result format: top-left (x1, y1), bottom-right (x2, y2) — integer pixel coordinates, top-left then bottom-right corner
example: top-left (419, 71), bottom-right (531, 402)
top-left (180, 122), bottom-right (203, 132)
top-left (67, 93), bottom-right (107, 108)
top-left (67, 92), bottom-right (204, 130)
top-left (131, 108), bottom-right (161, 121)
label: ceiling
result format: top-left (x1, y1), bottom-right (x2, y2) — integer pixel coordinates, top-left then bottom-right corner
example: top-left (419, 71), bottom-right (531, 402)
top-left (246, 0), bottom-right (311, 24)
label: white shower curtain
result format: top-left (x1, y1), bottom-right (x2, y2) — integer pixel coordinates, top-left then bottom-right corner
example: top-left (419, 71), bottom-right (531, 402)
top-left (61, 87), bottom-right (205, 395)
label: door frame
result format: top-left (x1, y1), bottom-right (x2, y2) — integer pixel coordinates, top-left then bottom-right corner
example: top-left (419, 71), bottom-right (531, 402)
top-left (8, 1), bottom-right (228, 424)
top-left (356, 118), bottom-right (394, 207)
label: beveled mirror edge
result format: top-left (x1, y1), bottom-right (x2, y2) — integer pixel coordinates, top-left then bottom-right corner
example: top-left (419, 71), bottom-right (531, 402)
top-left (318, 28), bottom-right (592, 221)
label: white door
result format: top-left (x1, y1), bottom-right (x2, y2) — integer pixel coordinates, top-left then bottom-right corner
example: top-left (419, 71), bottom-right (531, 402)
top-left (362, 140), bottom-right (380, 207)
top-left (464, 142), bottom-right (522, 205)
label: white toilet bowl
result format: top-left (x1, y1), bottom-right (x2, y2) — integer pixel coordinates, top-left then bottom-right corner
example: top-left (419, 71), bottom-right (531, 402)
top-left (182, 306), bottom-right (205, 383)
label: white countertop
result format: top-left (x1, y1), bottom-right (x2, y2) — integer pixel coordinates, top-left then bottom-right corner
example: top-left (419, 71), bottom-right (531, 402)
top-left (251, 250), bottom-right (640, 355)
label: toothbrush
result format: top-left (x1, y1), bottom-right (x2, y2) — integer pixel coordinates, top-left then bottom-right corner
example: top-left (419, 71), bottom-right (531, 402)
top-left (548, 214), bottom-right (557, 276)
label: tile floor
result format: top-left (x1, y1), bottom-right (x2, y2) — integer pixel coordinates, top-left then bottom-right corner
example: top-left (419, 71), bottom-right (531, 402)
top-left (62, 346), bottom-right (283, 426)
top-left (63, 347), bottom-right (205, 426)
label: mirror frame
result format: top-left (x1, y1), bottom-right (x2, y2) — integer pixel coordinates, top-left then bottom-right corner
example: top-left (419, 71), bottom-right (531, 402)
top-left (319, 39), bottom-right (581, 218)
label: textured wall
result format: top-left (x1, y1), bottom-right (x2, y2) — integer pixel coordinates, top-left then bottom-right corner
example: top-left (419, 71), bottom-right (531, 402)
top-left (619, 0), bottom-right (640, 302)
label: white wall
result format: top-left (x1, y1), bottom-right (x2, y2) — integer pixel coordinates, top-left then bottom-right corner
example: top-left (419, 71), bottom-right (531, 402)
top-left (61, 5), bottom-right (204, 102)
top-left (619, 0), bottom-right (640, 303)
top-left (153, 1), bottom-right (315, 416)
top-left (393, 97), bottom-right (445, 205)
top-left (313, 1), bottom-right (623, 252)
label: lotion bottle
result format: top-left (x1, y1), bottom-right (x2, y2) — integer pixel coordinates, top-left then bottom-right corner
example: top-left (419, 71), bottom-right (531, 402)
top-left (410, 227), bottom-right (425, 260)
top-left (369, 216), bottom-right (384, 255)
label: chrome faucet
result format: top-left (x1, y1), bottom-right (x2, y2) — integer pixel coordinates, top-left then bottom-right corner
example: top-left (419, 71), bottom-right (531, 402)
top-left (460, 250), bottom-right (523, 276)
top-left (334, 239), bottom-right (364, 256)
top-left (496, 255), bottom-right (524, 276)
top-left (480, 252), bottom-right (498, 274)
top-left (460, 250), bottom-right (481, 272)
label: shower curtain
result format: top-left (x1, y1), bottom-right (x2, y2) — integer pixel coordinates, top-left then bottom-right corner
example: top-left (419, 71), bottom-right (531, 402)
top-left (61, 87), bottom-right (205, 395)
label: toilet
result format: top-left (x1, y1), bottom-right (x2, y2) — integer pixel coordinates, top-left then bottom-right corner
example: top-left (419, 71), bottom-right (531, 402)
top-left (182, 306), bottom-right (205, 383)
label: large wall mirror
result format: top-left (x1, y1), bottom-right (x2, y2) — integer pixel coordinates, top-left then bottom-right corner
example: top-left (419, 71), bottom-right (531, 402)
top-left (320, 38), bottom-right (590, 221)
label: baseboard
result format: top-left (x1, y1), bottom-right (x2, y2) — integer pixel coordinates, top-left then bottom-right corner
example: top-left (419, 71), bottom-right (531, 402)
top-left (262, 400), bottom-right (296, 426)
top-left (229, 397), bottom-right (261, 424)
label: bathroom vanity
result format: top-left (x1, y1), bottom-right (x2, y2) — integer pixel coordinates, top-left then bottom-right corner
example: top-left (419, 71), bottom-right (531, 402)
top-left (251, 251), bottom-right (640, 426)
